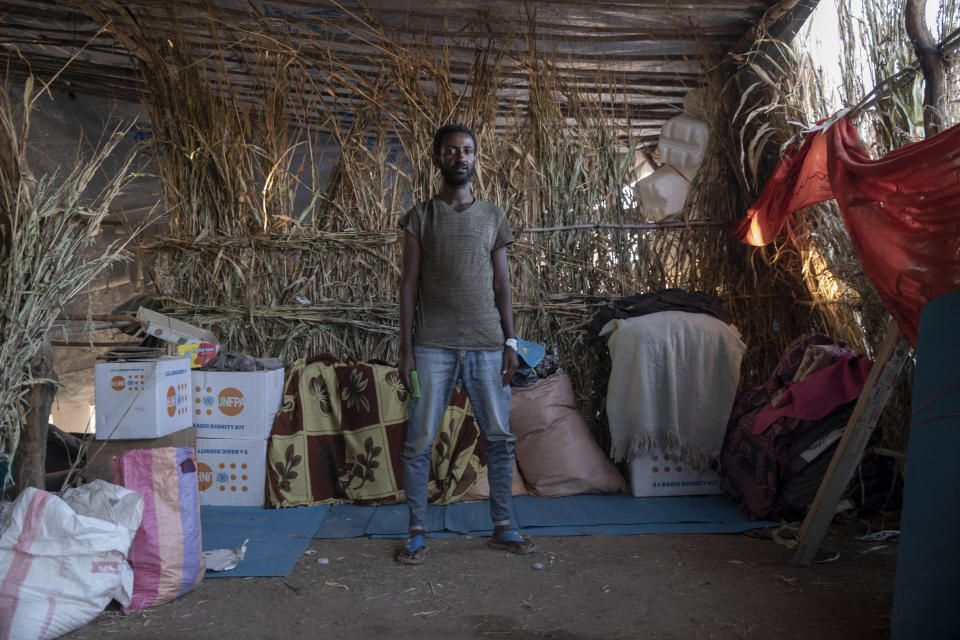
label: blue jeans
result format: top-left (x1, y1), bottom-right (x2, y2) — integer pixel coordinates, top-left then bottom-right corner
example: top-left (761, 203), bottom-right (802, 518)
top-left (401, 346), bottom-right (516, 532)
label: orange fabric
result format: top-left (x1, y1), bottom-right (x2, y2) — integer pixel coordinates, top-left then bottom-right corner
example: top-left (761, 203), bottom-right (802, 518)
top-left (736, 117), bottom-right (960, 346)
top-left (736, 128), bottom-right (831, 245)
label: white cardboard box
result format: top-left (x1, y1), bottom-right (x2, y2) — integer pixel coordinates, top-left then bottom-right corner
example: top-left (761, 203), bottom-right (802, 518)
top-left (94, 357), bottom-right (192, 440)
top-left (629, 450), bottom-right (722, 497)
top-left (190, 369), bottom-right (284, 440)
top-left (195, 437), bottom-right (266, 507)
top-left (137, 306), bottom-right (218, 346)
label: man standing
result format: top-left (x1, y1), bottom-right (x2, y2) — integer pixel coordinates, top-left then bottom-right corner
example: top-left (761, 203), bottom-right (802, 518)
top-left (395, 124), bottom-right (535, 564)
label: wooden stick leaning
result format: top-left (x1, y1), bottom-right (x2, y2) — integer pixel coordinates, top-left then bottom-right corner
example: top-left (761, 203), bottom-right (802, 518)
top-left (793, 321), bottom-right (910, 565)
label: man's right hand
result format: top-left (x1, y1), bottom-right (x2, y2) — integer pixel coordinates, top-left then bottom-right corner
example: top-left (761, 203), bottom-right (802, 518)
top-left (398, 348), bottom-right (416, 395)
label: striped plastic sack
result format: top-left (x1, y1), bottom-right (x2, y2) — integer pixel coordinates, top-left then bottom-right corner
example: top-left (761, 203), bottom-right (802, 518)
top-left (0, 483), bottom-right (143, 640)
top-left (114, 447), bottom-right (205, 613)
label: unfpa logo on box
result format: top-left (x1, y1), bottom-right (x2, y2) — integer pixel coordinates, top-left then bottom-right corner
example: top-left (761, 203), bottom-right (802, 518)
top-left (218, 388), bottom-right (244, 416)
top-left (196, 460), bottom-right (248, 494)
top-left (197, 462), bottom-right (213, 491)
top-left (111, 374), bottom-right (144, 391)
top-left (194, 386), bottom-right (245, 416)
top-left (165, 384), bottom-right (189, 417)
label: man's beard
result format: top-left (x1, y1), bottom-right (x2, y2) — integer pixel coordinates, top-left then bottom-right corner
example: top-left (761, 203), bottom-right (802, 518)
top-left (441, 163), bottom-right (474, 187)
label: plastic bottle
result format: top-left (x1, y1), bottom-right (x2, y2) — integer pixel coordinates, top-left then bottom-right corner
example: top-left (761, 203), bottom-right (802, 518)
top-left (658, 115), bottom-right (710, 168)
top-left (636, 165), bottom-right (694, 221)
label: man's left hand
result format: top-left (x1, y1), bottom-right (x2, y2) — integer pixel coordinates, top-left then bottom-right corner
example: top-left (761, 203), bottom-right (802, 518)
top-left (500, 347), bottom-right (519, 387)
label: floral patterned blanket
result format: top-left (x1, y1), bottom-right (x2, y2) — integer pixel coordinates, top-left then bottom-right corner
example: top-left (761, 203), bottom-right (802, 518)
top-left (266, 354), bottom-right (486, 508)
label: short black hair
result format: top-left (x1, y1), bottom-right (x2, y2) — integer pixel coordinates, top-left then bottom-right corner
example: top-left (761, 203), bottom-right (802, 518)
top-left (432, 124), bottom-right (477, 156)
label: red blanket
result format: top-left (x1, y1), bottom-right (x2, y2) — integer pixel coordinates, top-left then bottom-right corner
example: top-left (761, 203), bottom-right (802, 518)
top-left (736, 117), bottom-right (960, 346)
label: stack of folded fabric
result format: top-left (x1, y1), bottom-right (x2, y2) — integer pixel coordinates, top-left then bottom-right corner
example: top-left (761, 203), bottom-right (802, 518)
top-left (721, 334), bottom-right (885, 519)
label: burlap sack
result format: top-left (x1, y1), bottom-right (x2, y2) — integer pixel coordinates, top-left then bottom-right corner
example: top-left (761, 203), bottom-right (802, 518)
top-left (459, 461), bottom-right (529, 501)
top-left (509, 372), bottom-right (625, 496)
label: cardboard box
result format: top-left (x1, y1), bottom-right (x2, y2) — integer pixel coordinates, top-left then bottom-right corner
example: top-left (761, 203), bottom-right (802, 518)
top-left (629, 450), bottom-right (722, 497)
top-left (195, 437), bottom-right (266, 507)
top-left (94, 357), bottom-right (192, 440)
top-left (84, 427), bottom-right (197, 483)
top-left (138, 307), bottom-right (218, 346)
top-left (191, 369), bottom-right (284, 440)
top-left (177, 342), bottom-right (218, 368)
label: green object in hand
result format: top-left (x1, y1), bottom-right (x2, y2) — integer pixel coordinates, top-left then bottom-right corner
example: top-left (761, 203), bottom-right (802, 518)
top-left (409, 370), bottom-right (422, 399)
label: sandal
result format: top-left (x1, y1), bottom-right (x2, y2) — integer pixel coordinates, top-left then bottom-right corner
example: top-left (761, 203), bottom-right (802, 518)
top-left (396, 534), bottom-right (428, 565)
top-left (487, 530), bottom-right (536, 555)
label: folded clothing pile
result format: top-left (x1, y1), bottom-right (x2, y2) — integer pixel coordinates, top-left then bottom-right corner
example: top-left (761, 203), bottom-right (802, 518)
top-left (721, 334), bottom-right (895, 519)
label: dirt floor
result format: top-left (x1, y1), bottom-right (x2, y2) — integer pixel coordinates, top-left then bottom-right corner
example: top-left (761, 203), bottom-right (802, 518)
top-left (63, 519), bottom-right (898, 640)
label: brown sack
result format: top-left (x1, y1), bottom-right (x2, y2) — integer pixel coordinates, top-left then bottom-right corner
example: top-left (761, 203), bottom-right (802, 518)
top-left (509, 372), bottom-right (625, 496)
top-left (459, 461), bottom-right (529, 502)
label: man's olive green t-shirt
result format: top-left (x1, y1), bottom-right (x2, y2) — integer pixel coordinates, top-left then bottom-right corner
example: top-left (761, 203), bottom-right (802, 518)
top-left (400, 197), bottom-right (514, 351)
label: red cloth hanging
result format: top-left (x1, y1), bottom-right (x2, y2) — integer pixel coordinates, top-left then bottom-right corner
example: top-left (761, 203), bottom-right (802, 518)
top-left (736, 117), bottom-right (960, 346)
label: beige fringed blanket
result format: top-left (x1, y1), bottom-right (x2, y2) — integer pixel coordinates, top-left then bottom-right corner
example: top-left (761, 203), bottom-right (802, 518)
top-left (601, 311), bottom-right (746, 469)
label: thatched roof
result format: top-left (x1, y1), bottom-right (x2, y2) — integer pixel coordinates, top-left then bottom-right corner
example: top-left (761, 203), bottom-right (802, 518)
top-left (1, 0), bottom-right (816, 145)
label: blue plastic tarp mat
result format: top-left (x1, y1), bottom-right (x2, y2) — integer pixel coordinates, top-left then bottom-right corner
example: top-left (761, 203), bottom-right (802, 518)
top-left (201, 505), bottom-right (327, 578)
top-left (314, 494), bottom-right (773, 539)
top-left (310, 503), bottom-right (376, 539)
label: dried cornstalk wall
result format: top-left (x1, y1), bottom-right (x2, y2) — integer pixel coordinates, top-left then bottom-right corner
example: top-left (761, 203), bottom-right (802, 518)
top-left (113, 3), bottom-right (873, 428)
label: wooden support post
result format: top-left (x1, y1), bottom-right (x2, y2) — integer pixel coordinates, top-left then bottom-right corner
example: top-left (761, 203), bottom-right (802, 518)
top-left (13, 338), bottom-right (57, 494)
top-left (793, 322), bottom-right (910, 565)
top-left (905, 0), bottom-right (947, 134)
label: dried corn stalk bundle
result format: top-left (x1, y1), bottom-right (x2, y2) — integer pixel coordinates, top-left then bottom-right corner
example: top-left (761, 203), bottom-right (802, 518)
top-left (0, 75), bottom-right (149, 488)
